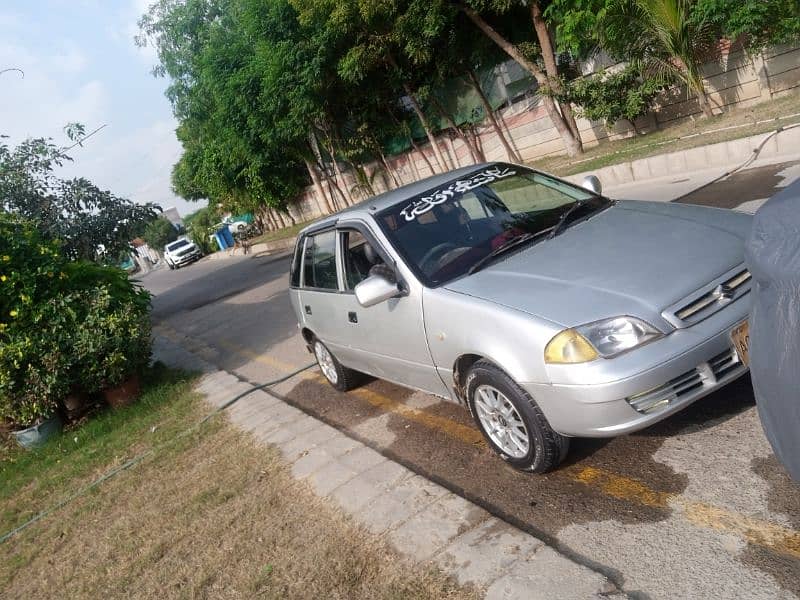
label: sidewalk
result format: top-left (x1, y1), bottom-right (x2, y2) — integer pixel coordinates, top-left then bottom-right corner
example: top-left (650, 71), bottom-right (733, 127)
top-left (565, 125), bottom-right (800, 200)
top-left (153, 334), bottom-right (625, 600)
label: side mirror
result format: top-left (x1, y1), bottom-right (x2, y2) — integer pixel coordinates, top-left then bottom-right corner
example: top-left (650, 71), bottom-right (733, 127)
top-left (354, 274), bottom-right (401, 308)
top-left (581, 175), bottom-right (602, 195)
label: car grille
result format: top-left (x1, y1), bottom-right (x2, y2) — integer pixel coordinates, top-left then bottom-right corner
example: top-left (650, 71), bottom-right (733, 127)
top-left (664, 267), bottom-right (751, 328)
top-left (176, 247), bottom-right (195, 257)
top-left (626, 348), bottom-right (746, 414)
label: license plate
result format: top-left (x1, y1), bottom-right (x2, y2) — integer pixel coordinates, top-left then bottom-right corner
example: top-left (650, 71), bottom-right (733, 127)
top-left (731, 321), bottom-right (750, 366)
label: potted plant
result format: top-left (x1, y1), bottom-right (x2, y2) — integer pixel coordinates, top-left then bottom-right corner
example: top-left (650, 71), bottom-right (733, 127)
top-left (73, 282), bottom-right (152, 409)
top-left (0, 219), bottom-right (73, 448)
top-left (0, 335), bottom-right (68, 449)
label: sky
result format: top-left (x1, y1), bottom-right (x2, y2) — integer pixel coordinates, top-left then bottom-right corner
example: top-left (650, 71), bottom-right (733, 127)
top-left (0, 0), bottom-right (206, 217)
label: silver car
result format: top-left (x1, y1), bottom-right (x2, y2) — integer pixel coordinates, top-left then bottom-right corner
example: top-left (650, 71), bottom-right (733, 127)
top-left (289, 163), bottom-right (751, 472)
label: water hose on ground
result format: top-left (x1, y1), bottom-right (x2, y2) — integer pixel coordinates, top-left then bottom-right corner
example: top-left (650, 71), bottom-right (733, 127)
top-left (0, 362), bottom-right (316, 545)
top-left (673, 123), bottom-right (800, 202)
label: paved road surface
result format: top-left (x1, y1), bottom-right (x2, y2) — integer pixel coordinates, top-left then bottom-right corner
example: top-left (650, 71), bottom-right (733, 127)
top-left (143, 160), bottom-right (800, 600)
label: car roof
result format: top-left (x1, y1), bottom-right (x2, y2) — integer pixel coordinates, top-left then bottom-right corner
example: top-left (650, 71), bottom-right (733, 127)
top-left (298, 162), bottom-right (505, 236)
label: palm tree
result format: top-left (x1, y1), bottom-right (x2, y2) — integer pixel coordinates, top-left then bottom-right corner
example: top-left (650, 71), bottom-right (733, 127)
top-left (603, 0), bottom-right (718, 118)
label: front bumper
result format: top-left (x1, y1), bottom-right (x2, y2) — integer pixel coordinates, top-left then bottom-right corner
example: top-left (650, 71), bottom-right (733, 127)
top-left (172, 251), bottom-right (201, 266)
top-left (522, 300), bottom-right (750, 437)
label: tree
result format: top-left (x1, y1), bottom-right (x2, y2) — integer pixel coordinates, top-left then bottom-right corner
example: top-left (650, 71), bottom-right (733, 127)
top-left (0, 136), bottom-right (158, 262)
top-left (563, 64), bottom-right (668, 132)
top-left (602, 0), bottom-right (718, 118)
top-left (142, 217), bottom-right (179, 250)
top-left (184, 205), bottom-right (221, 253)
top-left (459, 1), bottom-right (585, 156)
top-left (692, 0), bottom-right (800, 52)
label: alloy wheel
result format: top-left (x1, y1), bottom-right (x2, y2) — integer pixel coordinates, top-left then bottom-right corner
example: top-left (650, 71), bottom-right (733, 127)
top-left (474, 384), bottom-right (530, 458)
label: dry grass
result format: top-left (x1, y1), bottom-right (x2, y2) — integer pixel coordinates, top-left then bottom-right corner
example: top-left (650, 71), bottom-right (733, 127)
top-left (0, 371), bottom-right (479, 600)
top-left (248, 221), bottom-right (311, 247)
top-left (531, 89), bottom-right (800, 177)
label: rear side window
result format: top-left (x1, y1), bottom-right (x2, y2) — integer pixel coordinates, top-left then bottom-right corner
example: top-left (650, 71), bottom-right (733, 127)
top-left (290, 237), bottom-right (304, 287)
top-left (302, 231), bottom-right (339, 290)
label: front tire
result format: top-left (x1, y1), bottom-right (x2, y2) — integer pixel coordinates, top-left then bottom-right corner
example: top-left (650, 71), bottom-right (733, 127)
top-left (466, 360), bottom-right (569, 473)
top-left (313, 339), bottom-right (361, 392)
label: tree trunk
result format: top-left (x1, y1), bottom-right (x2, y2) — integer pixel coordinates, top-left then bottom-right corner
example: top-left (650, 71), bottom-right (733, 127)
top-left (409, 135), bottom-right (436, 176)
top-left (403, 85), bottom-right (448, 172)
top-left (467, 125), bottom-right (487, 162)
top-left (380, 150), bottom-right (402, 187)
top-left (323, 130), bottom-right (355, 205)
top-left (462, 4), bottom-right (583, 157)
top-left (695, 86), bottom-right (715, 118)
top-left (530, 1), bottom-right (583, 147)
top-left (304, 155), bottom-right (334, 214)
top-left (431, 95), bottom-right (481, 164)
top-left (320, 159), bottom-right (349, 209)
top-left (467, 68), bottom-right (520, 162)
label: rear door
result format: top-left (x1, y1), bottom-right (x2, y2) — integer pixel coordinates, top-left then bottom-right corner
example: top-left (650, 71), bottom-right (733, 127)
top-left (296, 229), bottom-right (344, 352)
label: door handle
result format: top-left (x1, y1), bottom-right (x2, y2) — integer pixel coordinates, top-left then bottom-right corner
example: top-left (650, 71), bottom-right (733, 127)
top-left (304, 305), bottom-right (312, 315)
top-left (348, 311), bottom-right (358, 323)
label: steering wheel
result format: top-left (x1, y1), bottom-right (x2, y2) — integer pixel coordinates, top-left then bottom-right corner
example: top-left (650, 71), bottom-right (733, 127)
top-left (419, 242), bottom-right (459, 271)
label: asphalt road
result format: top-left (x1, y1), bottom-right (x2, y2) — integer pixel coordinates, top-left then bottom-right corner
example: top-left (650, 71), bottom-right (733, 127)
top-left (143, 160), bottom-right (800, 600)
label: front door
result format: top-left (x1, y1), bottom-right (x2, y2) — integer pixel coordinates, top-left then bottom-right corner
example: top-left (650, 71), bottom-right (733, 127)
top-left (327, 226), bottom-right (448, 397)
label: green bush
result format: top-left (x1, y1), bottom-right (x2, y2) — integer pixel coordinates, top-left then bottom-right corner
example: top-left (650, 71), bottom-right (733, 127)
top-left (73, 286), bottom-right (152, 391)
top-left (142, 217), bottom-right (178, 250)
top-left (0, 213), bottom-right (152, 427)
top-left (563, 65), bottom-right (669, 132)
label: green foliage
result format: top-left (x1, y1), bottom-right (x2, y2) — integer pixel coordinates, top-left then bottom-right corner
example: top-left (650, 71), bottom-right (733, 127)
top-left (691, 0), bottom-right (800, 51)
top-left (0, 136), bottom-right (159, 262)
top-left (544, 0), bottom-right (614, 57)
top-left (142, 217), bottom-right (179, 250)
top-left (0, 213), bottom-right (152, 427)
top-left (602, 0), bottom-right (718, 115)
top-left (564, 65), bottom-right (669, 128)
top-left (184, 205), bottom-right (222, 254)
top-left (72, 287), bottom-right (152, 392)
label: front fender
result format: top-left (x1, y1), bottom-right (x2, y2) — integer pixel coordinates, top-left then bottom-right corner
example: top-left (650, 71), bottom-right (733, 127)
top-left (423, 287), bottom-right (561, 388)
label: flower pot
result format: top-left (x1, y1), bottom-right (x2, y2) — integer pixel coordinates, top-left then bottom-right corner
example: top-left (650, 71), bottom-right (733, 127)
top-left (103, 374), bottom-right (141, 408)
top-left (12, 414), bottom-right (63, 450)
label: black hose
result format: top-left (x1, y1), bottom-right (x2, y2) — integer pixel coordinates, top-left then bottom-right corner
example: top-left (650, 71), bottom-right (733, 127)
top-left (0, 362), bottom-right (316, 545)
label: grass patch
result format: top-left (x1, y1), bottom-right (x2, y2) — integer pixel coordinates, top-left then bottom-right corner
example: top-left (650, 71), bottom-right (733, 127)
top-left (0, 364), bottom-right (201, 532)
top-left (531, 90), bottom-right (800, 177)
top-left (0, 367), bottom-right (479, 599)
top-left (248, 221), bottom-right (311, 247)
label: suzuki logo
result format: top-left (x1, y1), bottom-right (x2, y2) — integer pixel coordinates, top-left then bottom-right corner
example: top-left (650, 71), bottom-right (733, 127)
top-left (712, 284), bottom-right (735, 302)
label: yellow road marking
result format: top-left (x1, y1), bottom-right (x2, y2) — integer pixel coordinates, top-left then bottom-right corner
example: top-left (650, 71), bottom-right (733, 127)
top-left (212, 334), bottom-right (486, 446)
top-left (158, 324), bottom-right (800, 559)
top-left (570, 466), bottom-right (800, 560)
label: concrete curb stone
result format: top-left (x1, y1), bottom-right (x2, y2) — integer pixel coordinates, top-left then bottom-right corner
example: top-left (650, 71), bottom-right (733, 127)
top-left (153, 334), bottom-right (625, 599)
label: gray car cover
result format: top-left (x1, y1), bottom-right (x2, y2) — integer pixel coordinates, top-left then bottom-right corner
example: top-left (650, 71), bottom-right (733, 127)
top-left (744, 178), bottom-right (800, 482)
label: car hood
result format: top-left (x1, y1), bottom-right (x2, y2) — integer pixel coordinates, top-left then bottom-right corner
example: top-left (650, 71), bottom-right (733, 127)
top-left (444, 200), bottom-right (751, 329)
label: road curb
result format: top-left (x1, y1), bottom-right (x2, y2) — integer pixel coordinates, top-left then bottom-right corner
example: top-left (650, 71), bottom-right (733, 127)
top-left (564, 125), bottom-right (800, 188)
top-left (152, 333), bottom-right (625, 599)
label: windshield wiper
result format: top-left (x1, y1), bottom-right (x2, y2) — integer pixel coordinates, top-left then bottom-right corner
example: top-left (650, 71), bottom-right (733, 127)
top-left (467, 231), bottom-right (548, 275)
top-left (548, 200), bottom-right (589, 240)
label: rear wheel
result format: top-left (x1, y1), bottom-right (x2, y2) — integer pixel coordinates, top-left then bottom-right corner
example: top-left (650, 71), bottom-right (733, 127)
top-left (466, 360), bottom-right (569, 473)
top-left (313, 339), bottom-right (361, 392)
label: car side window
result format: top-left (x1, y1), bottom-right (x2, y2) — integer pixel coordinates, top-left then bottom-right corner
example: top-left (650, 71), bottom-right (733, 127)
top-left (302, 231), bottom-right (338, 290)
top-left (341, 229), bottom-right (384, 290)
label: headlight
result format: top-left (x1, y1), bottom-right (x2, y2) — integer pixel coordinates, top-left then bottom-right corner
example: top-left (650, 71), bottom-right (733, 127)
top-left (544, 316), bottom-right (662, 364)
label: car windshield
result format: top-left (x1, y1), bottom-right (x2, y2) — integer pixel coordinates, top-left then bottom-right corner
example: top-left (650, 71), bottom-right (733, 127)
top-left (376, 164), bottom-right (610, 287)
top-left (167, 240), bottom-right (190, 251)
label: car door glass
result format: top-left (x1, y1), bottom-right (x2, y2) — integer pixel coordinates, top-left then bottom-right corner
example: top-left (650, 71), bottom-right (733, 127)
top-left (342, 230), bottom-right (384, 290)
top-left (302, 231), bottom-right (338, 290)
